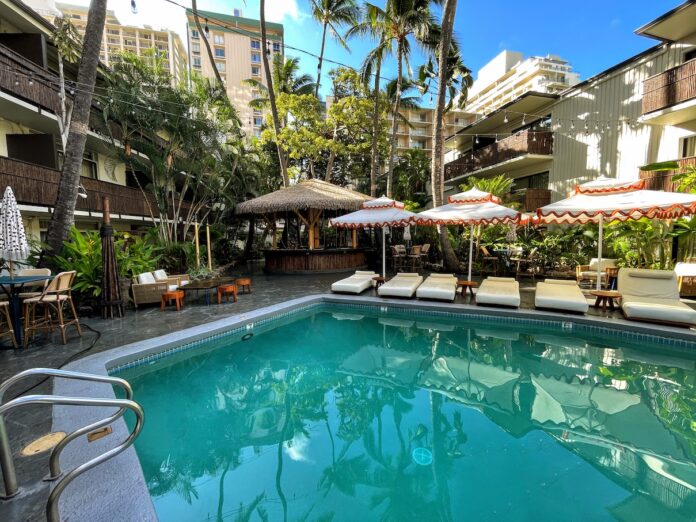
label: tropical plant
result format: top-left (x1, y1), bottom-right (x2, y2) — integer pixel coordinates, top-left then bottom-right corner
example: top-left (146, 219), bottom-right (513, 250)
top-left (392, 148), bottom-right (430, 204)
top-left (459, 175), bottom-right (514, 200)
top-left (52, 16), bottom-right (81, 151)
top-left (245, 55), bottom-right (316, 111)
top-left (53, 228), bottom-right (103, 299)
top-left (44, 0), bottom-right (108, 260)
top-left (310, 0), bottom-right (359, 96)
top-left (115, 232), bottom-right (161, 280)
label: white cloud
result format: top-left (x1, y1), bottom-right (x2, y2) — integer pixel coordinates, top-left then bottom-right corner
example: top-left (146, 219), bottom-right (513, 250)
top-left (283, 433), bottom-right (313, 462)
top-left (264, 0), bottom-right (303, 23)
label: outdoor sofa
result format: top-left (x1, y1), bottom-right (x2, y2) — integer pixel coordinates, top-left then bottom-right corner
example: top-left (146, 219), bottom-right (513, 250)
top-left (331, 270), bottom-right (377, 294)
top-left (378, 273), bottom-right (423, 299)
top-left (476, 277), bottom-right (520, 308)
top-left (618, 268), bottom-right (696, 327)
top-left (535, 279), bottom-right (589, 314)
top-left (416, 274), bottom-right (457, 302)
top-left (131, 270), bottom-right (190, 308)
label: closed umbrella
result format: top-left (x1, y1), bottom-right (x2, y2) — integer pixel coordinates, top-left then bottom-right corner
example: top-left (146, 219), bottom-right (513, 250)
top-left (100, 197), bottom-right (123, 319)
top-left (537, 176), bottom-right (696, 290)
top-left (416, 188), bottom-right (521, 281)
top-left (330, 197), bottom-right (416, 277)
top-left (0, 187), bottom-right (29, 277)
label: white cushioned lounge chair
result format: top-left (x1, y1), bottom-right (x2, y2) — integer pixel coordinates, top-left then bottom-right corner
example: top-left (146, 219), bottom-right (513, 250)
top-left (416, 274), bottom-right (457, 302)
top-left (378, 273), bottom-right (423, 299)
top-left (618, 268), bottom-right (696, 327)
top-left (331, 270), bottom-right (377, 294)
top-left (576, 258), bottom-right (617, 286)
top-left (535, 279), bottom-right (589, 314)
top-left (476, 277), bottom-right (520, 308)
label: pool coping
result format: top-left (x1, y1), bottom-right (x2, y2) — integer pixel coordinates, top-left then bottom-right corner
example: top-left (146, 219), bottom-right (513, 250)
top-left (53, 293), bottom-right (696, 520)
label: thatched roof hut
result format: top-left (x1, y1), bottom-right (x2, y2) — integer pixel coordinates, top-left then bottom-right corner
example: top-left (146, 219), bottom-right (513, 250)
top-left (236, 179), bottom-right (372, 215)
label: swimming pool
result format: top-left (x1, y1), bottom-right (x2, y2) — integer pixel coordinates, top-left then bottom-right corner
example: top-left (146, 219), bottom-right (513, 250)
top-left (115, 303), bottom-right (696, 521)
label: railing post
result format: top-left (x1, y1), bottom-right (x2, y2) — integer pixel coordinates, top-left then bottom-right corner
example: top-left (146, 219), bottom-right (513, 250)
top-left (0, 415), bottom-right (19, 498)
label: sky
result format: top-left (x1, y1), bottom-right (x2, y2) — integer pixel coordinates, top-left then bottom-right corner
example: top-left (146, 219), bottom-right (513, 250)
top-left (76, 0), bottom-right (680, 105)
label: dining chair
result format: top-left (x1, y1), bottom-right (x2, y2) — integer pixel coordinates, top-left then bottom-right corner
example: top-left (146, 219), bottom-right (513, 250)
top-left (479, 246), bottom-right (499, 276)
top-left (17, 268), bottom-right (51, 299)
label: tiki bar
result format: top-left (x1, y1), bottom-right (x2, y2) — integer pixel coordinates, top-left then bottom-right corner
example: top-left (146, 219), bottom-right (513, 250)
top-left (235, 179), bottom-right (374, 273)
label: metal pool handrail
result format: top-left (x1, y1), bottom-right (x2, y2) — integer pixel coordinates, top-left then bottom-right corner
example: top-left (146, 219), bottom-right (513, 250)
top-left (0, 394), bottom-right (143, 522)
top-left (0, 367), bottom-right (134, 499)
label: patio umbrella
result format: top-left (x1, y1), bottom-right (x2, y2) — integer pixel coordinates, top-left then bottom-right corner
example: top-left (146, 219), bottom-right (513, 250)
top-left (537, 176), bottom-right (696, 289)
top-left (330, 197), bottom-right (416, 277)
top-left (416, 188), bottom-right (522, 281)
top-left (100, 197), bottom-right (123, 319)
top-left (0, 187), bottom-right (29, 277)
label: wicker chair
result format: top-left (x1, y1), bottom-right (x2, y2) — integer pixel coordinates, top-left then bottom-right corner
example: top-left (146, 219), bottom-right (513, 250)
top-left (23, 271), bottom-right (81, 346)
top-left (479, 246), bottom-right (499, 276)
top-left (131, 271), bottom-right (188, 308)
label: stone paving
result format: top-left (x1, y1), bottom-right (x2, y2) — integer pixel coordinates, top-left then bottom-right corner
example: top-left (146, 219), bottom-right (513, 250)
top-left (0, 267), bottom-right (678, 521)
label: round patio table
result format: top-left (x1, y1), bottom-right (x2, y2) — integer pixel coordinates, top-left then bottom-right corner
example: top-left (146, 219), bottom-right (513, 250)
top-left (0, 275), bottom-right (52, 346)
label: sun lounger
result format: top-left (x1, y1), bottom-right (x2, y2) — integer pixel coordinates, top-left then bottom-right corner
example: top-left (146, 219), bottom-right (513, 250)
top-left (416, 274), bottom-right (457, 302)
top-left (378, 273), bottom-right (423, 299)
top-left (618, 268), bottom-right (696, 327)
top-left (475, 277), bottom-right (520, 308)
top-left (331, 270), bottom-right (377, 294)
top-left (535, 279), bottom-right (589, 313)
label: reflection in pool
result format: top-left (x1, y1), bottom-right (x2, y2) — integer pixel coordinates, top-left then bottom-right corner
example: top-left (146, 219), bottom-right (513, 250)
top-left (117, 306), bottom-right (696, 521)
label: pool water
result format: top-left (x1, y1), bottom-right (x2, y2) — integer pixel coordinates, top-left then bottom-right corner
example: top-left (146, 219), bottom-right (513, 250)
top-left (117, 305), bottom-right (696, 521)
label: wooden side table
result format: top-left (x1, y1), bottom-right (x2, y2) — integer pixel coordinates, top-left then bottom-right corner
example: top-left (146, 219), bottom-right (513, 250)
top-left (590, 290), bottom-right (621, 311)
top-left (217, 283), bottom-right (238, 304)
top-left (161, 290), bottom-right (184, 311)
top-left (457, 280), bottom-right (478, 296)
top-left (235, 278), bottom-right (252, 294)
top-left (372, 276), bottom-right (386, 294)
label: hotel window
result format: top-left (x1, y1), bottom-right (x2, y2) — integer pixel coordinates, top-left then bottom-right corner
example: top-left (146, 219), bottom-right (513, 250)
top-left (251, 40), bottom-right (261, 50)
top-left (251, 65), bottom-right (260, 76)
top-left (680, 135), bottom-right (696, 158)
top-left (253, 117), bottom-right (263, 126)
top-left (251, 53), bottom-right (261, 63)
top-left (71, 14), bottom-right (81, 19)
top-left (213, 34), bottom-right (224, 45)
top-left (215, 61), bottom-right (226, 72)
top-left (192, 56), bottom-right (201, 68)
top-left (685, 49), bottom-right (696, 63)
top-left (58, 150), bottom-right (98, 179)
top-left (511, 172), bottom-right (549, 191)
top-left (273, 42), bottom-right (281, 52)
top-left (253, 109), bottom-right (262, 116)
top-left (191, 43), bottom-right (200, 54)
top-left (191, 29), bottom-right (199, 39)
top-left (252, 90), bottom-right (261, 99)
top-left (215, 47), bottom-right (225, 58)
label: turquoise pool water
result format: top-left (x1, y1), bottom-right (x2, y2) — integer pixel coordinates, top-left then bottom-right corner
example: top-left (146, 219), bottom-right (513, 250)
top-left (118, 305), bottom-right (696, 521)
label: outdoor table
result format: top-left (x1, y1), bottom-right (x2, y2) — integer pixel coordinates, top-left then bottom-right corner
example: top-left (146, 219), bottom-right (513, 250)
top-left (457, 280), bottom-right (478, 296)
top-left (372, 276), bottom-right (385, 294)
top-left (179, 277), bottom-right (235, 305)
top-left (0, 275), bottom-right (52, 346)
top-left (590, 290), bottom-right (621, 311)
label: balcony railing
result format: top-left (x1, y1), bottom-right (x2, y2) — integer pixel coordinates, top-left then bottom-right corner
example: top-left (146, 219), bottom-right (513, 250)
top-left (0, 44), bottom-right (60, 113)
top-left (643, 59), bottom-right (696, 114)
top-left (444, 130), bottom-right (553, 181)
top-left (509, 188), bottom-right (551, 212)
top-left (0, 156), bottom-right (156, 218)
top-left (639, 156), bottom-right (696, 191)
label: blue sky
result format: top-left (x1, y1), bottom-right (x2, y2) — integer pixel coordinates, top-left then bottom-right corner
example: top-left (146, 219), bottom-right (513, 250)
top-left (111, 0), bottom-right (680, 104)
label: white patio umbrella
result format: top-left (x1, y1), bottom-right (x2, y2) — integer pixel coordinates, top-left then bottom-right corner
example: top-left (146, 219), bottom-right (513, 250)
top-left (0, 187), bottom-right (29, 277)
top-left (330, 196), bottom-right (416, 277)
top-left (416, 188), bottom-right (522, 281)
top-left (537, 176), bottom-right (696, 290)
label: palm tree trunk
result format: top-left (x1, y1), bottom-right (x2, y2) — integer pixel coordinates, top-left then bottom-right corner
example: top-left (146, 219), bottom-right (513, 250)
top-left (432, 0), bottom-right (459, 271)
top-left (315, 21), bottom-right (328, 97)
top-left (369, 58), bottom-right (382, 197)
top-left (386, 42), bottom-right (403, 198)
top-left (260, 0), bottom-right (290, 187)
top-left (192, 0), bottom-right (224, 85)
top-left (56, 54), bottom-right (70, 151)
top-left (44, 0), bottom-right (107, 258)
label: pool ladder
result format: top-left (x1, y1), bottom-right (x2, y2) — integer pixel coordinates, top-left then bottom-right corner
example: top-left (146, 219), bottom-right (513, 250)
top-left (0, 368), bottom-right (144, 522)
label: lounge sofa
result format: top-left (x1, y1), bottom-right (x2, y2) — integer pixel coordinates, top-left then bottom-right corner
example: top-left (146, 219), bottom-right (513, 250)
top-left (378, 273), bottom-right (423, 299)
top-left (416, 274), bottom-right (457, 302)
top-left (131, 270), bottom-right (189, 308)
top-left (535, 279), bottom-right (589, 314)
top-left (618, 268), bottom-right (696, 327)
top-left (576, 258), bottom-right (617, 287)
top-left (476, 277), bottom-right (520, 308)
top-left (331, 271), bottom-right (377, 294)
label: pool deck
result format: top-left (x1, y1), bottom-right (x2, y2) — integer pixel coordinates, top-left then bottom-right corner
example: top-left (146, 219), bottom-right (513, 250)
top-left (1, 269), bottom-right (695, 521)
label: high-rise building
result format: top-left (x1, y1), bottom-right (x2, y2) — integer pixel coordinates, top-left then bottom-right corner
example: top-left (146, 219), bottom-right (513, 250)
top-left (34, 2), bottom-right (188, 85)
top-left (185, 8), bottom-right (284, 139)
top-left (464, 50), bottom-right (579, 115)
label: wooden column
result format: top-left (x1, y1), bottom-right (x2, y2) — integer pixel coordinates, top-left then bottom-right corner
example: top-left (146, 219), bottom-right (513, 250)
top-left (352, 229), bottom-right (357, 248)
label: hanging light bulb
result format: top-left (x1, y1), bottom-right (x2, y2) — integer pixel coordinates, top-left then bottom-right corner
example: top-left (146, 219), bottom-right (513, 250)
top-left (130, 0), bottom-right (137, 14)
top-left (28, 74), bottom-right (33, 86)
top-left (570, 119), bottom-right (575, 130)
top-left (14, 75), bottom-right (19, 86)
top-left (109, 97), bottom-right (114, 103)
top-left (522, 115), bottom-right (526, 125)
top-left (204, 18), bottom-right (210, 38)
top-left (503, 113), bottom-right (508, 124)
top-left (266, 42), bottom-right (271, 57)
top-left (532, 132), bottom-right (537, 142)
top-left (475, 135), bottom-right (479, 144)
top-left (429, 93), bottom-right (433, 103)
top-left (70, 87), bottom-right (75, 95)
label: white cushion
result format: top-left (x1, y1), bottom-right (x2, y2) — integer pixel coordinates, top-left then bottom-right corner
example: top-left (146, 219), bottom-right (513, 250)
top-left (618, 268), bottom-right (679, 300)
top-left (378, 274), bottom-right (423, 298)
top-left (355, 270), bottom-right (377, 275)
top-left (416, 275), bottom-right (456, 301)
top-left (167, 284), bottom-right (179, 292)
top-left (535, 281), bottom-right (588, 313)
top-left (331, 274), bottom-right (374, 294)
top-left (153, 269), bottom-right (168, 281)
top-left (674, 262), bottom-right (696, 277)
top-left (629, 270), bottom-right (673, 280)
top-left (622, 295), bottom-right (696, 325)
top-left (544, 279), bottom-right (579, 286)
top-left (137, 272), bottom-right (156, 284)
top-left (579, 271), bottom-right (607, 280)
top-left (476, 278), bottom-right (520, 308)
top-left (397, 273), bottom-right (421, 277)
top-left (588, 258), bottom-right (617, 271)
top-left (429, 273), bottom-right (456, 279)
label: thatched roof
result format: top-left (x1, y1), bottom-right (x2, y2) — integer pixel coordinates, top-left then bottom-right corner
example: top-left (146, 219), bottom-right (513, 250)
top-left (236, 179), bottom-right (372, 215)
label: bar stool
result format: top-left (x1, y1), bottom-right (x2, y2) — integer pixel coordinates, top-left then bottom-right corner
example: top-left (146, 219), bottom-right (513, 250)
top-left (217, 283), bottom-right (238, 304)
top-left (236, 278), bottom-right (252, 294)
top-left (23, 271), bottom-right (82, 346)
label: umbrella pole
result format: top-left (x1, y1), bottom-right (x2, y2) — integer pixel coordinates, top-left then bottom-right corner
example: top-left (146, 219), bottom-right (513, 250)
top-left (467, 224), bottom-right (474, 282)
top-left (382, 226), bottom-right (386, 278)
top-left (597, 214), bottom-right (603, 291)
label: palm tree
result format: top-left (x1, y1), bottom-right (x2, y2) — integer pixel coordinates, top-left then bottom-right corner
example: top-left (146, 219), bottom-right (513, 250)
top-left (361, 0), bottom-right (436, 198)
top-left (245, 55), bottom-right (315, 111)
top-left (44, 0), bottom-right (108, 258)
top-left (310, 0), bottom-right (359, 97)
top-left (52, 16), bottom-right (81, 152)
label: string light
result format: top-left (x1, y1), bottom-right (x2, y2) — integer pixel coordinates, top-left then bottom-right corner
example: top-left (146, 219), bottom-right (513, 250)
top-left (130, 0), bottom-right (137, 14)
top-left (475, 135), bottom-right (479, 144)
top-left (14, 74), bottom-right (18, 86)
top-left (570, 120), bottom-right (575, 130)
top-left (521, 115), bottom-right (526, 125)
top-left (204, 18), bottom-right (210, 38)
top-left (503, 113), bottom-right (508, 124)
top-left (28, 74), bottom-right (33, 86)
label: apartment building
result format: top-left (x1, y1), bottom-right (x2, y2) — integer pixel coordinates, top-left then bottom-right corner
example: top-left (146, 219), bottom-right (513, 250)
top-left (394, 107), bottom-right (475, 158)
top-left (30, 1), bottom-right (188, 85)
top-left (443, 0), bottom-right (696, 213)
top-left (464, 50), bottom-right (579, 116)
top-left (0, 0), bottom-right (162, 240)
top-left (185, 9), bottom-right (284, 138)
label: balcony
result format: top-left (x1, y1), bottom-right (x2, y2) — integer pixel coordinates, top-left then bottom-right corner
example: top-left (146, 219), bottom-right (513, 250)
top-left (639, 156), bottom-right (696, 191)
top-left (0, 156), bottom-right (154, 218)
top-left (642, 60), bottom-right (696, 124)
top-left (0, 43), bottom-right (59, 113)
top-left (509, 188), bottom-right (551, 212)
top-left (444, 130), bottom-right (553, 181)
